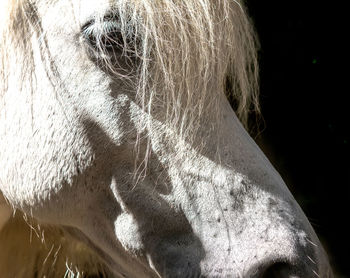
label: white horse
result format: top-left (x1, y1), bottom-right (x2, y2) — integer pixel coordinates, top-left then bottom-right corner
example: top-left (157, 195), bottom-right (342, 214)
top-left (0, 0), bottom-right (332, 277)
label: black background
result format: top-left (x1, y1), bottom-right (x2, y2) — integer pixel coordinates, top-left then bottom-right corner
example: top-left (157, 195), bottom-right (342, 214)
top-left (246, 1), bottom-right (349, 277)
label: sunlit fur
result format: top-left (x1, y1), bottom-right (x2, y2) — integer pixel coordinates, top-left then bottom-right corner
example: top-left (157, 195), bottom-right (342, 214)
top-left (0, 0), bottom-right (263, 277)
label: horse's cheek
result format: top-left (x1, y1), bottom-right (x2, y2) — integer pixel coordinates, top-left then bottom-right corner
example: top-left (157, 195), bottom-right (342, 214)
top-left (0, 101), bottom-right (95, 220)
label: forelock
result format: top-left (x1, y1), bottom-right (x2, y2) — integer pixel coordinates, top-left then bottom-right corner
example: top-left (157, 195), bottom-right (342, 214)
top-left (0, 0), bottom-right (259, 131)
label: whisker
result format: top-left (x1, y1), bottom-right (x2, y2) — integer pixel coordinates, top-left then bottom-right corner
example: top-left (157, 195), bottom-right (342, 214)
top-left (307, 255), bottom-right (317, 265)
top-left (312, 269), bottom-right (321, 277)
top-left (306, 237), bottom-right (318, 247)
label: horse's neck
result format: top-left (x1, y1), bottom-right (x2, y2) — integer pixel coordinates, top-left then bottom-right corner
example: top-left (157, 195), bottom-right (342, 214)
top-left (0, 192), bottom-right (11, 231)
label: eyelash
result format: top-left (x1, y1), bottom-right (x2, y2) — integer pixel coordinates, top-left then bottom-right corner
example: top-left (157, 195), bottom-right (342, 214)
top-left (81, 20), bottom-right (125, 50)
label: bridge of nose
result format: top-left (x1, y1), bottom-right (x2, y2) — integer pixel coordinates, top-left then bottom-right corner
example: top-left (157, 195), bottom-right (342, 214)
top-left (143, 126), bottom-right (326, 276)
top-left (136, 150), bottom-right (319, 277)
top-left (98, 95), bottom-right (329, 277)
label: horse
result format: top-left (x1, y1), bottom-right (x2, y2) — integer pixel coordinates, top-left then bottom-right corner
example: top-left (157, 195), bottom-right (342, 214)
top-left (0, 0), bottom-right (332, 277)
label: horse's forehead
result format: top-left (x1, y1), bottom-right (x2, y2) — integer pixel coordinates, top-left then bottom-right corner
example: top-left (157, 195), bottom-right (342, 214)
top-left (68, 0), bottom-right (113, 19)
top-left (21, 0), bottom-right (112, 22)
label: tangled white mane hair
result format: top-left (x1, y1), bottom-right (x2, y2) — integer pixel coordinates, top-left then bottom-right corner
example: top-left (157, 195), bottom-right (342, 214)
top-left (1, 0), bottom-right (259, 129)
top-left (0, 0), bottom-right (260, 276)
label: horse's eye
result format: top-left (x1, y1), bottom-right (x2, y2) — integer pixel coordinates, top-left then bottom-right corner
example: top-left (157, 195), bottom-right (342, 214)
top-left (81, 19), bottom-right (125, 51)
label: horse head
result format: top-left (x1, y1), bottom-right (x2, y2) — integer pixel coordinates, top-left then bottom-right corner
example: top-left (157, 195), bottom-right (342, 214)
top-left (0, 0), bottom-right (332, 277)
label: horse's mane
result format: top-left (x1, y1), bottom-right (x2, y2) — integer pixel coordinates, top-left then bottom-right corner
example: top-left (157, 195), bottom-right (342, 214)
top-left (0, 0), bottom-right (259, 133)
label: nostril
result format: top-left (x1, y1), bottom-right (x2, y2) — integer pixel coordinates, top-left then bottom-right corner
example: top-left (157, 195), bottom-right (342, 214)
top-left (262, 262), bottom-right (296, 278)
